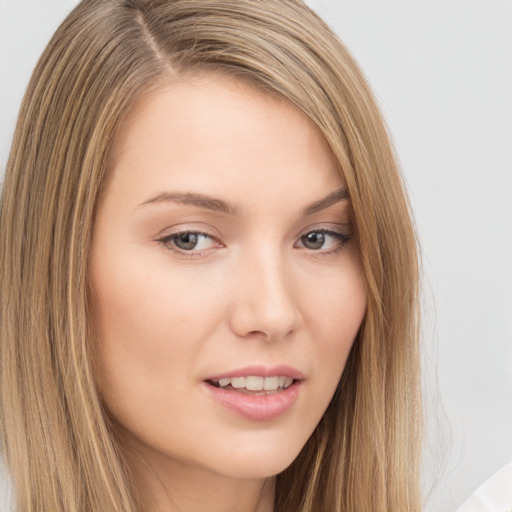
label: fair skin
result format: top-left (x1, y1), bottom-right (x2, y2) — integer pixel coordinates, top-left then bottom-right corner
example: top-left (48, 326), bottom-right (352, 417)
top-left (90, 74), bottom-right (367, 512)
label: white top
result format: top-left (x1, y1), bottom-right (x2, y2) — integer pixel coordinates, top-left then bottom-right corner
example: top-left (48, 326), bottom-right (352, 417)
top-left (456, 461), bottom-right (512, 512)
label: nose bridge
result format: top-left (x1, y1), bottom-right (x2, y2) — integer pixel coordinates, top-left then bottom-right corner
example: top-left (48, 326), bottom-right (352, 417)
top-left (230, 243), bottom-right (302, 341)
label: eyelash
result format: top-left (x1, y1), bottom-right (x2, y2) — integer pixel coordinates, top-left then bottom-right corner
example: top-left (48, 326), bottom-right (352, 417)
top-left (296, 229), bottom-right (352, 254)
top-left (158, 230), bottom-right (219, 257)
top-left (158, 228), bottom-right (352, 257)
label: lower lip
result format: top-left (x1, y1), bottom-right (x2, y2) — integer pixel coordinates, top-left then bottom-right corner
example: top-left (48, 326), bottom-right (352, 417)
top-left (204, 381), bottom-right (301, 421)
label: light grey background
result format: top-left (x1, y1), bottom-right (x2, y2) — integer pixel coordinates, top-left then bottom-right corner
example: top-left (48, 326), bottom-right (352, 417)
top-left (1, 1), bottom-right (511, 511)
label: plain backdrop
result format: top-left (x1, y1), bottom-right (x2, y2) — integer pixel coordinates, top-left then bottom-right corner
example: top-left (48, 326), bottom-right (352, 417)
top-left (1, 1), bottom-right (511, 511)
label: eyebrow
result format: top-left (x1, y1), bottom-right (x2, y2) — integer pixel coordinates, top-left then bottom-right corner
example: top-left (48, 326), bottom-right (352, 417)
top-left (140, 186), bottom-right (349, 216)
top-left (302, 187), bottom-right (349, 215)
top-left (140, 192), bottom-right (242, 215)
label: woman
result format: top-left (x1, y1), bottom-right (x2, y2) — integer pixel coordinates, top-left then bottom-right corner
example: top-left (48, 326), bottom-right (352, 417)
top-left (0, 0), bottom-right (421, 511)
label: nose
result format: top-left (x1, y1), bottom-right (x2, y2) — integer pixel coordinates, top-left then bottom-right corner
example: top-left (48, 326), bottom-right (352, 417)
top-left (229, 249), bottom-right (302, 342)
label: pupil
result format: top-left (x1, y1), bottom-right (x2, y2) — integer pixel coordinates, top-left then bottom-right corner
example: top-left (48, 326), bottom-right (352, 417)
top-left (176, 233), bottom-right (198, 250)
top-left (303, 232), bottom-right (324, 250)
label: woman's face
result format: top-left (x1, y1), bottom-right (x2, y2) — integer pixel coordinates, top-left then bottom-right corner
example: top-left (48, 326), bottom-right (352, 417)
top-left (90, 74), bottom-right (366, 483)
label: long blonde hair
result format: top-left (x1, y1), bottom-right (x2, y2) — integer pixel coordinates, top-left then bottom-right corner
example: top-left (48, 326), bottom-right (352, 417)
top-left (0, 0), bottom-right (421, 510)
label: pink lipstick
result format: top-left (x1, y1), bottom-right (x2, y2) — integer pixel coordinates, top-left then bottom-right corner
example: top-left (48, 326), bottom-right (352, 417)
top-left (203, 365), bottom-right (303, 421)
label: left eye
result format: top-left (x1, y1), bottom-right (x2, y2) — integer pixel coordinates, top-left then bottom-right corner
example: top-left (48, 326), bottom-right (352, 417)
top-left (297, 230), bottom-right (350, 251)
top-left (161, 232), bottom-right (217, 252)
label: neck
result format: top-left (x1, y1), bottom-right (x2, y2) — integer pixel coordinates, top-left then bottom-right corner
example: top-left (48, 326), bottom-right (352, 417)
top-left (125, 444), bottom-right (276, 512)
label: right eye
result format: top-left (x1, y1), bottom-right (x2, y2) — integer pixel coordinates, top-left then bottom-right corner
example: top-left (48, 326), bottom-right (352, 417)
top-left (159, 231), bottom-right (219, 253)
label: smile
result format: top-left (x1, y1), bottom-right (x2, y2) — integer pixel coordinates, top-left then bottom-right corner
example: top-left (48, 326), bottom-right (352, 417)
top-left (208, 375), bottom-right (295, 394)
top-left (204, 366), bottom-right (303, 421)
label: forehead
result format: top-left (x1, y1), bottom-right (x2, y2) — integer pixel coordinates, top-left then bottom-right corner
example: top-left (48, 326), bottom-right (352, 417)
top-left (103, 73), bottom-right (343, 213)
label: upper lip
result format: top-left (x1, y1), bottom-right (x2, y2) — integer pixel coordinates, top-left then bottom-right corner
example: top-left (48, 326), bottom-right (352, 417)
top-left (205, 365), bottom-right (304, 382)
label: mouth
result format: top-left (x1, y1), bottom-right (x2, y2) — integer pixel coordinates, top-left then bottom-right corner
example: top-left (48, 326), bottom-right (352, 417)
top-left (206, 375), bottom-right (296, 395)
top-left (203, 366), bottom-right (303, 421)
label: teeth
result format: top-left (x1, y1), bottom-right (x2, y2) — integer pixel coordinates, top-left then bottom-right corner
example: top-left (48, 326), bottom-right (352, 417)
top-left (263, 376), bottom-right (279, 391)
top-left (231, 377), bottom-right (246, 389)
top-left (214, 375), bottom-right (295, 391)
top-left (246, 376), bottom-right (264, 391)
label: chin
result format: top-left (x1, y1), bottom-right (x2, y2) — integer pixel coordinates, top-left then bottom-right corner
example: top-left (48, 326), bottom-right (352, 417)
top-left (206, 436), bottom-right (306, 480)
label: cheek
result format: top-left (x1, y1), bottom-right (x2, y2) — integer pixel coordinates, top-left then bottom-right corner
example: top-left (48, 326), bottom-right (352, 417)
top-left (88, 249), bottom-right (222, 401)
top-left (91, 238), bottom-right (222, 338)
top-left (301, 256), bottom-right (366, 381)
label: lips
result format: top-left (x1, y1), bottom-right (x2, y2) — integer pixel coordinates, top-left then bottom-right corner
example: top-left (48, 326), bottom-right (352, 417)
top-left (203, 365), bottom-right (303, 421)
